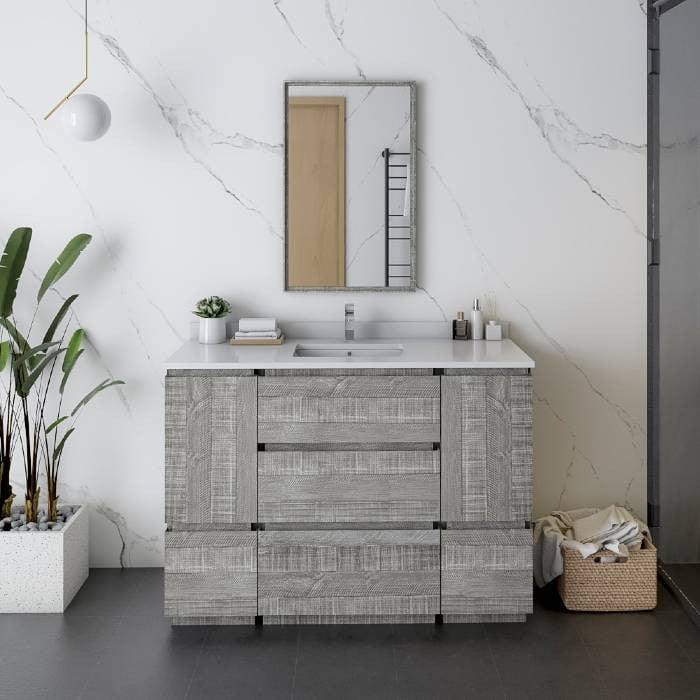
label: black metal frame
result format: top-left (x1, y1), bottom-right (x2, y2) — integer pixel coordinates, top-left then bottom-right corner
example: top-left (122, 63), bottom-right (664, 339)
top-left (381, 148), bottom-right (411, 287)
top-left (647, 0), bottom-right (661, 536)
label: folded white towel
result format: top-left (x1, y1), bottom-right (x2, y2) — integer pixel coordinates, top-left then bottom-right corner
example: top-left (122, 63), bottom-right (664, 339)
top-left (561, 539), bottom-right (599, 559)
top-left (238, 318), bottom-right (277, 333)
top-left (573, 505), bottom-right (633, 544)
top-left (234, 329), bottom-right (281, 339)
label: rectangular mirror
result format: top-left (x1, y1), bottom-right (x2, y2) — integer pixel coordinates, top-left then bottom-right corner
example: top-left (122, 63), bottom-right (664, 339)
top-left (285, 81), bottom-right (416, 291)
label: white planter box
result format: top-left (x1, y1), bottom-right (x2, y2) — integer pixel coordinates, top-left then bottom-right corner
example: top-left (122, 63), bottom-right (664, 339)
top-left (0, 504), bottom-right (89, 613)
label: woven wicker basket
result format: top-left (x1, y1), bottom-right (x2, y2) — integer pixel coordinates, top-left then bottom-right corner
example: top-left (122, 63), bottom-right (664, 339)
top-left (557, 538), bottom-right (657, 611)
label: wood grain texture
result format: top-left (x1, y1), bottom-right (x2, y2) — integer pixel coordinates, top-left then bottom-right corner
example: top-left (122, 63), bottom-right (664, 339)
top-left (288, 96), bottom-right (345, 288)
top-left (441, 375), bottom-right (532, 522)
top-left (486, 376), bottom-right (511, 522)
top-left (258, 530), bottom-right (439, 617)
top-left (259, 398), bottom-right (439, 423)
top-left (258, 376), bottom-right (440, 398)
top-left (170, 616), bottom-right (256, 626)
top-left (441, 529), bottom-right (533, 616)
top-left (263, 442), bottom-right (436, 452)
top-left (165, 376), bottom-right (256, 527)
top-left (259, 422), bottom-right (439, 444)
top-left (265, 368), bottom-right (433, 377)
top-left (167, 369), bottom-right (254, 377)
top-left (258, 376), bottom-right (439, 444)
top-left (164, 531), bottom-right (257, 618)
top-left (263, 521), bottom-right (437, 531)
top-left (259, 450), bottom-right (439, 522)
top-left (510, 376), bottom-right (534, 523)
top-left (442, 614), bottom-right (526, 623)
top-left (443, 368), bottom-right (530, 376)
top-left (263, 614), bottom-right (434, 624)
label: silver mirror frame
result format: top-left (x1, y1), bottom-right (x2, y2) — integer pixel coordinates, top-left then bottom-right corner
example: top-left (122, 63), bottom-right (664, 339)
top-left (284, 80), bottom-right (417, 292)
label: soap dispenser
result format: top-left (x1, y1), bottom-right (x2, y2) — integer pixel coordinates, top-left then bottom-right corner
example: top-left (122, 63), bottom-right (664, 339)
top-left (471, 298), bottom-right (484, 340)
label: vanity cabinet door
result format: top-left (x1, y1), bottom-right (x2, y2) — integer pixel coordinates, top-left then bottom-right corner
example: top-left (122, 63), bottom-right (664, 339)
top-left (165, 375), bottom-right (257, 527)
top-left (258, 449), bottom-right (440, 523)
top-left (164, 531), bottom-right (257, 622)
top-left (257, 376), bottom-right (440, 443)
top-left (258, 530), bottom-right (439, 617)
top-left (441, 529), bottom-right (533, 617)
top-left (441, 375), bottom-right (532, 524)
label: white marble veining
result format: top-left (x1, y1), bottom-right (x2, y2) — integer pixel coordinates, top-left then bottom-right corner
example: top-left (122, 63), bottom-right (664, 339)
top-left (166, 338), bottom-right (534, 370)
top-left (0, 1), bottom-right (646, 566)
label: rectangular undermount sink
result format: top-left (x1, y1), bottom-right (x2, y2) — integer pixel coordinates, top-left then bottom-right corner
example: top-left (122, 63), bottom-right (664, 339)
top-left (293, 343), bottom-right (404, 359)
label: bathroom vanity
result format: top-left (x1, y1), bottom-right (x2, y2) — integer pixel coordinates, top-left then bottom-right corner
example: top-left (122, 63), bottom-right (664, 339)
top-left (163, 338), bottom-right (534, 625)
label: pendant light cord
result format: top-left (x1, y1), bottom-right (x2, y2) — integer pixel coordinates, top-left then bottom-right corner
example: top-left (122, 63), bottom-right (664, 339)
top-left (44, 0), bottom-right (89, 120)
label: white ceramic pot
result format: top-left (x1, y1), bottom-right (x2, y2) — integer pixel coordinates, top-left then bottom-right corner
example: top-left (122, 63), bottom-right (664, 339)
top-left (199, 317), bottom-right (227, 344)
top-left (0, 504), bottom-right (89, 613)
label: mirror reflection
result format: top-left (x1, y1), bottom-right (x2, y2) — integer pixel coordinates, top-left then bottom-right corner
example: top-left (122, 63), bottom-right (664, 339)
top-left (285, 81), bottom-right (415, 290)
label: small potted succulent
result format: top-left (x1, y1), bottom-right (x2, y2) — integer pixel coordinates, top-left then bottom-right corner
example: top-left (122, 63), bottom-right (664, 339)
top-left (193, 295), bottom-right (231, 344)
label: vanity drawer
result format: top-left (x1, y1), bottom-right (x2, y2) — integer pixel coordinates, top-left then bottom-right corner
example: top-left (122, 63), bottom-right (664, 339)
top-left (258, 529), bottom-right (439, 617)
top-left (258, 449), bottom-right (440, 522)
top-left (257, 376), bottom-right (440, 443)
top-left (164, 531), bottom-right (257, 621)
top-left (441, 529), bottom-right (533, 616)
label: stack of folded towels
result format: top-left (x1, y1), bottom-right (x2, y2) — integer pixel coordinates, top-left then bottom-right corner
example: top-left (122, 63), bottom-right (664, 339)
top-left (234, 318), bottom-right (282, 340)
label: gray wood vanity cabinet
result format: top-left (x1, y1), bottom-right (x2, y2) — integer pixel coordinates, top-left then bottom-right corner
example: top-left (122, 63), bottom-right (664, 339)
top-left (164, 367), bottom-right (533, 625)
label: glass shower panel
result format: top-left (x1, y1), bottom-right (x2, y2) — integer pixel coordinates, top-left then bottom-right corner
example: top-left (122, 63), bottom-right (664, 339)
top-left (658, 0), bottom-right (700, 577)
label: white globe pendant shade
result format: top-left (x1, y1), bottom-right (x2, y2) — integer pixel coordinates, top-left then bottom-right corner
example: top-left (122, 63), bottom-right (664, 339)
top-left (61, 93), bottom-right (111, 141)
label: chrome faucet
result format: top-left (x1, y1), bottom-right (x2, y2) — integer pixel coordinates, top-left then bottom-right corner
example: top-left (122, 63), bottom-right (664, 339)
top-left (344, 303), bottom-right (355, 341)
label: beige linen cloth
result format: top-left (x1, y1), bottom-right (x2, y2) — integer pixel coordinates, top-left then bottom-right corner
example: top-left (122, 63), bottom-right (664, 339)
top-left (533, 505), bottom-right (650, 587)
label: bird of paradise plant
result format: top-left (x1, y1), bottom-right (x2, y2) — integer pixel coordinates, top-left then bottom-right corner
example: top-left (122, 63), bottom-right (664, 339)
top-left (0, 227), bottom-right (123, 523)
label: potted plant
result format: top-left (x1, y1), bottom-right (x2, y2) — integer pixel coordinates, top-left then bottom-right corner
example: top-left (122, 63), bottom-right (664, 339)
top-left (193, 295), bottom-right (231, 344)
top-left (0, 227), bottom-right (123, 613)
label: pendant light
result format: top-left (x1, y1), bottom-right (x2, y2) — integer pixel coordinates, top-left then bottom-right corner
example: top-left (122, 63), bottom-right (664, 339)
top-left (45, 0), bottom-right (111, 141)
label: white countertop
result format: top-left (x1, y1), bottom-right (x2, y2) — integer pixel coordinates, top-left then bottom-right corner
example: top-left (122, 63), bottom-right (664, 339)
top-left (164, 338), bottom-right (535, 370)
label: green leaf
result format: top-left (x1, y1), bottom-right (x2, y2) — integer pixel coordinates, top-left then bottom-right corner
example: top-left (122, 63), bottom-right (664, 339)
top-left (37, 234), bottom-right (91, 303)
top-left (53, 428), bottom-right (75, 462)
top-left (0, 318), bottom-right (42, 372)
top-left (59, 349), bottom-right (82, 394)
top-left (71, 379), bottom-right (124, 416)
top-left (62, 329), bottom-right (84, 373)
top-left (18, 347), bottom-right (65, 397)
top-left (42, 294), bottom-right (78, 344)
top-left (46, 415), bottom-right (69, 433)
top-left (15, 341), bottom-right (59, 366)
top-left (60, 329), bottom-right (85, 394)
top-left (0, 227), bottom-right (31, 318)
top-left (0, 318), bottom-right (28, 354)
top-left (0, 340), bottom-right (10, 372)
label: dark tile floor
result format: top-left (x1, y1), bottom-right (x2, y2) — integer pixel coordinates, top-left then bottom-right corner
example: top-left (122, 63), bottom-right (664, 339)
top-left (1, 569), bottom-right (700, 699)
top-left (662, 564), bottom-right (700, 623)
